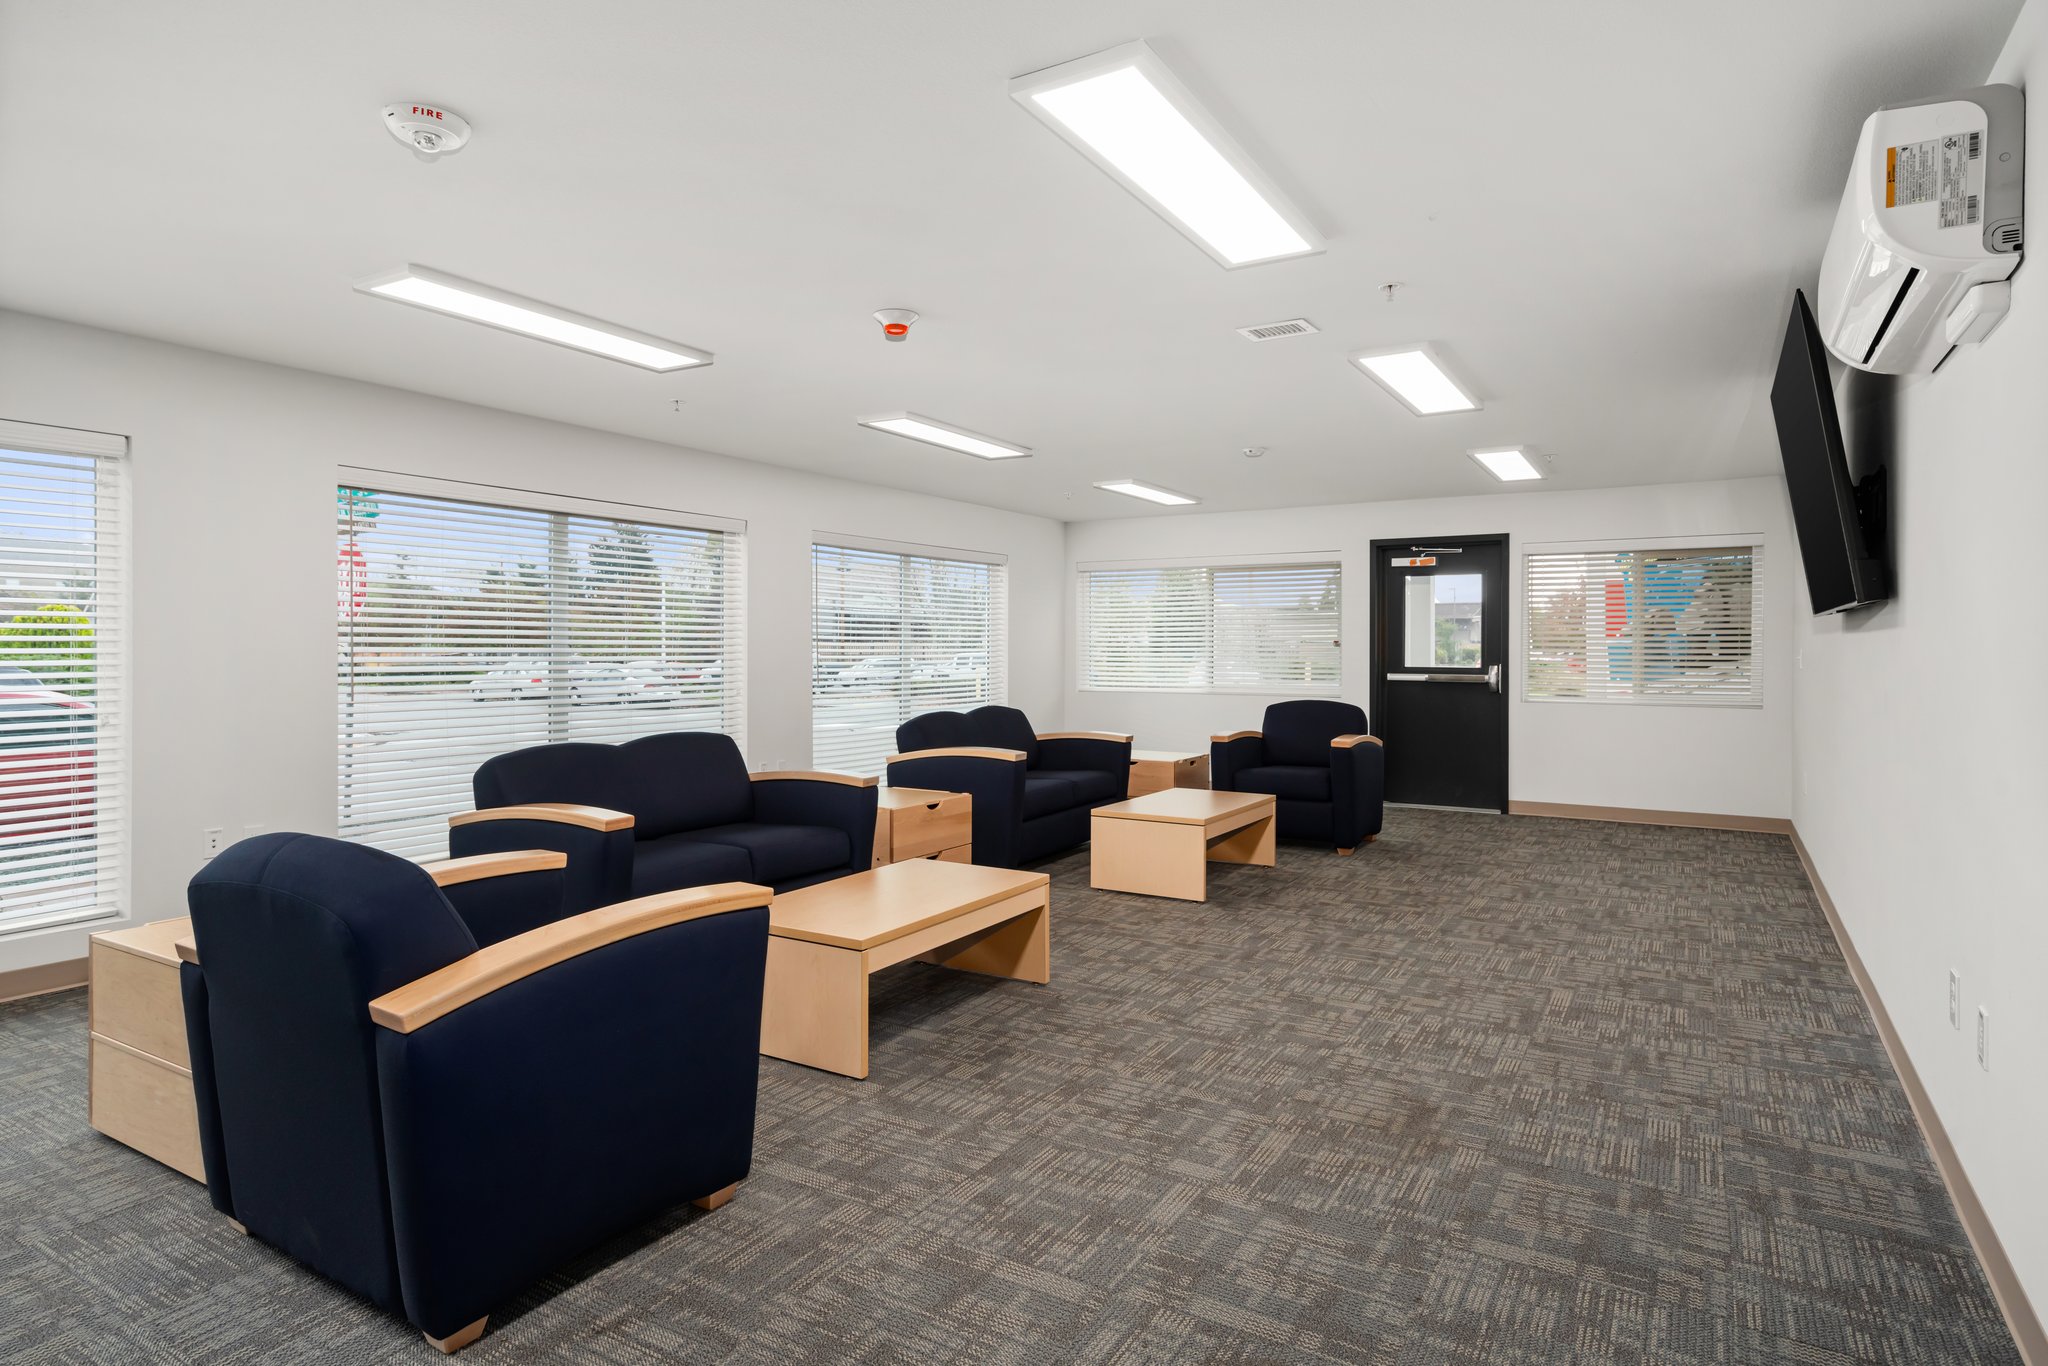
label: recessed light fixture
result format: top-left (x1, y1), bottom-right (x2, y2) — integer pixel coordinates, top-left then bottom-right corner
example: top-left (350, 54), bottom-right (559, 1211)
top-left (1094, 478), bottom-right (1200, 506)
top-left (1010, 40), bottom-right (1323, 270)
top-left (1469, 447), bottom-right (1545, 482)
top-left (1348, 344), bottom-right (1480, 416)
top-left (354, 266), bottom-right (712, 372)
top-left (857, 413), bottom-right (1032, 460)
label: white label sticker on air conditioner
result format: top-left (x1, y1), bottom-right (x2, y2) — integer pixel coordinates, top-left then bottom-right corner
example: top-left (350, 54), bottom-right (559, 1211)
top-left (1936, 131), bottom-right (1982, 229)
top-left (1886, 139), bottom-right (1937, 207)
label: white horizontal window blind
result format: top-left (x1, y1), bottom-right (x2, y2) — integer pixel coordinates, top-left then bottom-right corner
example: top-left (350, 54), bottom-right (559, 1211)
top-left (339, 483), bottom-right (745, 860)
top-left (0, 426), bottom-right (126, 937)
top-left (1524, 546), bottom-right (1761, 706)
top-left (1080, 562), bottom-right (1339, 693)
top-left (811, 541), bottom-right (1006, 776)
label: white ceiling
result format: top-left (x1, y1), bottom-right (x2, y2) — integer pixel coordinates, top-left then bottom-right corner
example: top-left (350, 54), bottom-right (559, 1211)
top-left (0, 0), bottom-right (2021, 520)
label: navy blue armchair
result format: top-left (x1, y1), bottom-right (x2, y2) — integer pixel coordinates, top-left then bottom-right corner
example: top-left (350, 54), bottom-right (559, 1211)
top-left (178, 833), bottom-right (770, 1353)
top-left (449, 731), bottom-right (875, 912)
top-left (1210, 700), bottom-right (1384, 853)
top-left (885, 706), bottom-right (1131, 867)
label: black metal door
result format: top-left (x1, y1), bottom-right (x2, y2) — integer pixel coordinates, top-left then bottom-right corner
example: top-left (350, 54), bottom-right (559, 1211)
top-left (1370, 536), bottom-right (1508, 811)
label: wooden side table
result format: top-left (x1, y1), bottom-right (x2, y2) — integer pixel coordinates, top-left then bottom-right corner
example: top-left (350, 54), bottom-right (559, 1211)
top-left (89, 916), bottom-right (204, 1181)
top-left (873, 787), bottom-right (971, 866)
top-left (1128, 749), bottom-right (1210, 798)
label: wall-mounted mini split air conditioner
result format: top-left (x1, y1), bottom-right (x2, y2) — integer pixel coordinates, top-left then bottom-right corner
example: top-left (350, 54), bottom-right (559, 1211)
top-left (1817, 84), bottom-right (2024, 374)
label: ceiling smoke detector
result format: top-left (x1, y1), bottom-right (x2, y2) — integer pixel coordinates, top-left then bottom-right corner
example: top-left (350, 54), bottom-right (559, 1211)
top-left (1234, 318), bottom-right (1318, 341)
top-left (383, 103), bottom-right (471, 160)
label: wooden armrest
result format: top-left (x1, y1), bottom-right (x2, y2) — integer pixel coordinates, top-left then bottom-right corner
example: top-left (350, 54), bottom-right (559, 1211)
top-left (750, 770), bottom-right (879, 787)
top-left (1332, 734), bottom-right (1383, 748)
top-left (1036, 731), bottom-right (1134, 743)
top-left (448, 803), bottom-right (634, 832)
top-left (422, 850), bottom-right (568, 887)
top-left (174, 935), bottom-right (198, 965)
top-left (885, 747), bottom-right (1028, 763)
top-left (1210, 730), bottom-right (1262, 744)
top-left (369, 882), bottom-right (771, 1034)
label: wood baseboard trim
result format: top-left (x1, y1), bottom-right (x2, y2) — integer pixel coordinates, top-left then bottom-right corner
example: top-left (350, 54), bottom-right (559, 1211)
top-left (1507, 800), bottom-right (1792, 835)
top-left (0, 955), bottom-right (88, 1004)
top-left (1790, 825), bottom-right (2043, 1366)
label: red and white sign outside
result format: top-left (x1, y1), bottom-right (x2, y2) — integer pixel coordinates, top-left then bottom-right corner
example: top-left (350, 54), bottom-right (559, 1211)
top-left (338, 543), bottom-right (368, 617)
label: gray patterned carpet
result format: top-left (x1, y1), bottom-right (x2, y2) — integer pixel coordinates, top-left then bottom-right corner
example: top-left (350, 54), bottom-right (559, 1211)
top-left (0, 810), bottom-right (2021, 1363)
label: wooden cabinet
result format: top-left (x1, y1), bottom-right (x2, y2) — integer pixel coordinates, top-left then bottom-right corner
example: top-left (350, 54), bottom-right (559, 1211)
top-left (1128, 750), bottom-right (1210, 798)
top-left (874, 788), bottom-right (971, 866)
top-left (89, 917), bottom-right (204, 1181)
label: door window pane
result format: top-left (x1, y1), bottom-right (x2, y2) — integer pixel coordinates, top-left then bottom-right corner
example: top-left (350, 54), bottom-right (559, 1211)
top-left (1403, 573), bottom-right (1482, 668)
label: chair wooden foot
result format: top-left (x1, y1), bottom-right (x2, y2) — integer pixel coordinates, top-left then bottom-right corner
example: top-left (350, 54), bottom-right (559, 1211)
top-left (1366, 834), bottom-right (1377, 843)
top-left (226, 1218), bottom-right (248, 1236)
top-left (692, 1181), bottom-right (739, 1212)
top-left (1336, 846), bottom-right (1354, 856)
top-left (425, 1317), bottom-right (488, 1354)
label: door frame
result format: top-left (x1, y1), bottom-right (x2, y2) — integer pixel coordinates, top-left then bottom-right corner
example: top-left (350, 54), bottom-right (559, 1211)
top-left (1367, 533), bottom-right (1511, 809)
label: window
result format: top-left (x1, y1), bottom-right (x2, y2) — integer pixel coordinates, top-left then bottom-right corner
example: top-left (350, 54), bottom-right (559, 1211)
top-left (0, 421), bottom-right (126, 936)
top-left (338, 477), bottom-right (744, 859)
top-left (1403, 573), bottom-right (1483, 668)
top-left (1524, 545), bottom-right (1761, 705)
top-left (811, 539), bottom-right (1005, 775)
top-left (1079, 561), bottom-right (1340, 692)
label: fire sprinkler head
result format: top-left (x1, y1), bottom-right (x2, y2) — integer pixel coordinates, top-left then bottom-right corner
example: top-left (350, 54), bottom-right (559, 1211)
top-left (873, 308), bottom-right (918, 343)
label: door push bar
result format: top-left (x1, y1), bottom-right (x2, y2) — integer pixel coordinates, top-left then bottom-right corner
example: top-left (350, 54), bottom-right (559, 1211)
top-left (1387, 664), bottom-right (1503, 693)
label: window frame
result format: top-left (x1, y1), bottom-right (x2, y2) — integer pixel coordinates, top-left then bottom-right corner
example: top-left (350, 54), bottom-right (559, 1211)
top-left (809, 534), bottom-right (1008, 776)
top-left (0, 418), bottom-right (130, 939)
top-left (1075, 554), bottom-right (1343, 696)
top-left (335, 467), bottom-right (747, 859)
top-left (1520, 536), bottom-right (1765, 710)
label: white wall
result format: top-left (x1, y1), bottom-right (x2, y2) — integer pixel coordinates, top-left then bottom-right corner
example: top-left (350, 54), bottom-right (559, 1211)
top-left (1792, 0), bottom-right (2048, 1316)
top-left (1064, 477), bottom-right (1797, 817)
top-left (0, 310), bottom-right (1066, 974)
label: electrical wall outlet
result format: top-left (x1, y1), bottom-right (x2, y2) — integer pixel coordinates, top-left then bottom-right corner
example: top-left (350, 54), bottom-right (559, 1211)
top-left (1949, 971), bottom-right (1962, 1029)
top-left (244, 822), bottom-right (267, 838)
top-left (1977, 1006), bottom-right (1991, 1071)
top-left (201, 827), bottom-right (224, 859)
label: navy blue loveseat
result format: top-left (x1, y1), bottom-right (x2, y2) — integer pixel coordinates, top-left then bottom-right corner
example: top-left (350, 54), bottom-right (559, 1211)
top-left (1211, 700), bottom-right (1384, 853)
top-left (885, 706), bottom-right (1131, 867)
top-left (449, 732), bottom-right (875, 913)
top-left (179, 833), bottom-right (769, 1352)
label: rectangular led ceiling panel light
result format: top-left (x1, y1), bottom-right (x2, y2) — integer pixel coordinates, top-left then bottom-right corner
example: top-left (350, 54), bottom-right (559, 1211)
top-left (354, 266), bottom-right (712, 372)
top-left (1349, 344), bottom-right (1481, 416)
top-left (1469, 447), bottom-right (1545, 482)
top-left (1010, 40), bottom-right (1323, 269)
top-left (857, 413), bottom-right (1032, 460)
top-left (1094, 478), bottom-right (1200, 506)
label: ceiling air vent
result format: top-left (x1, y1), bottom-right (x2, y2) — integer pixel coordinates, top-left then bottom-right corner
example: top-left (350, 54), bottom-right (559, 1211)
top-left (1235, 317), bottom-right (1319, 341)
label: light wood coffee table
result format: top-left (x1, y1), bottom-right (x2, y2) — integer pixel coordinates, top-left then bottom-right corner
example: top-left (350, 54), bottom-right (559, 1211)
top-left (1089, 789), bottom-right (1277, 902)
top-left (761, 859), bottom-right (1050, 1079)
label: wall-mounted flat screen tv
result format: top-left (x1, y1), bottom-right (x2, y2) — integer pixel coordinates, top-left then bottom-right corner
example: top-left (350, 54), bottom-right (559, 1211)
top-left (1769, 290), bottom-right (1888, 614)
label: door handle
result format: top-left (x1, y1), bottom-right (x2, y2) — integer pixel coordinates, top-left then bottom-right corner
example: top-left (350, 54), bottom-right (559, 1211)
top-left (1486, 663), bottom-right (1502, 693)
